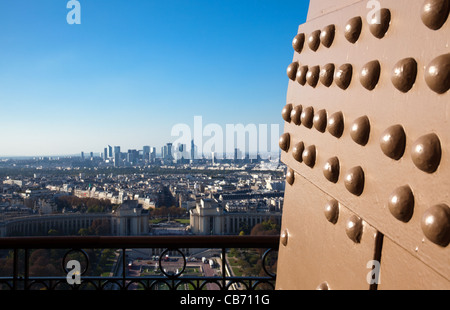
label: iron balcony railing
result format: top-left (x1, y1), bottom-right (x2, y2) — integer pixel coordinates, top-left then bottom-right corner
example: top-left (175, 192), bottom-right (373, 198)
top-left (0, 235), bottom-right (279, 291)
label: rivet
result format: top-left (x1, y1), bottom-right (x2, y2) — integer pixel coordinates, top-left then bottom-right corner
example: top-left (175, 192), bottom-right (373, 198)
top-left (281, 229), bottom-right (289, 246)
top-left (282, 104), bottom-right (293, 123)
top-left (424, 53), bottom-right (450, 94)
top-left (287, 62), bottom-right (299, 81)
top-left (350, 116), bottom-right (371, 146)
top-left (344, 166), bottom-right (365, 196)
top-left (302, 145), bottom-right (316, 168)
top-left (346, 215), bottom-right (363, 243)
top-left (279, 133), bottom-right (290, 152)
top-left (301, 106), bottom-right (314, 129)
top-left (411, 133), bottom-right (442, 173)
top-left (320, 63), bottom-right (335, 87)
top-left (388, 185), bottom-right (415, 222)
top-left (313, 109), bottom-right (328, 132)
top-left (323, 157), bottom-right (340, 183)
top-left (316, 282), bottom-right (330, 290)
top-left (286, 168), bottom-right (295, 185)
top-left (369, 8), bottom-right (391, 38)
top-left (391, 58), bottom-right (417, 93)
top-left (335, 64), bottom-right (353, 90)
top-left (291, 105), bottom-right (303, 125)
top-left (320, 24), bottom-right (335, 48)
top-left (327, 111), bottom-right (344, 138)
top-left (360, 60), bottom-right (381, 90)
top-left (296, 65), bottom-right (309, 86)
top-left (324, 199), bottom-right (339, 224)
top-left (292, 33), bottom-right (305, 53)
top-left (344, 16), bottom-right (363, 43)
top-left (380, 125), bottom-right (406, 160)
top-left (292, 141), bottom-right (305, 163)
top-left (421, 0), bottom-right (450, 30)
top-left (306, 65), bottom-right (320, 88)
top-left (421, 204), bottom-right (450, 247)
top-left (307, 30), bottom-right (321, 52)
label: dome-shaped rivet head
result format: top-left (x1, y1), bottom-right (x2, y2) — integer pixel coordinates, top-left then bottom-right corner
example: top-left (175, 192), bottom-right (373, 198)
top-left (292, 33), bottom-right (306, 53)
top-left (281, 229), bottom-right (289, 246)
top-left (291, 105), bottom-right (303, 125)
top-left (296, 65), bottom-right (308, 86)
top-left (346, 215), bottom-right (363, 243)
top-left (316, 282), bottom-right (330, 290)
top-left (369, 8), bottom-right (391, 38)
top-left (313, 109), bottom-right (328, 132)
top-left (320, 63), bottom-right (335, 87)
top-left (301, 106), bottom-right (314, 129)
top-left (380, 125), bottom-right (406, 160)
top-left (320, 24), bottom-right (335, 48)
top-left (324, 199), bottom-right (339, 224)
top-left (292, 141), bottom-right (305, 163)
top-left (306, 65), bottom-right (320, 88)
top-left (388, 185), bottom-right (415, 222)
top-left (350, 116), bottom-right (371, 146)
top-left (287, 62), bottom-right (300, 81)
top-left (424, 53), bottom-right (450, 94)
top-left (286, 168), bottom-right (295, 185)
top-left (344, 166), bottom-right (365, 196)
top-left (323, 157), bottom-right (340, 183)
top-left (360, 60), bottom-right (381, 90)
top-left (279, 133), bottom-right (290, 152)
top-left (421, 204), bottom-right (450, 247)
top-left (411, 133), bottom-right (442, 173)
top-left (421, 0), bottom-right (450, 30)
top-left (282, 104), bottom-right (293, 123)
top-left (335, 64), bottom-right (353, 90)
top-left (302, 145), bottom-right (316, 168)
top-left (307, 30), bottom-right (321, 51)
top-left (391, 58), bottom-right (417, 93)
top-left (344, 16), bottom-right (363, 43)
top-left (327, 111), bottom-right (344, 138)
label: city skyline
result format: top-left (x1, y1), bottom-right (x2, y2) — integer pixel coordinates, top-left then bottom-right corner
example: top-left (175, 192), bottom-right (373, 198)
top-left (0, 0), bottom-right (309, 157)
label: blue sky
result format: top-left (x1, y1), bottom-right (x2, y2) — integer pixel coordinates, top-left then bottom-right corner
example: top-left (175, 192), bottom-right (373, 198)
top-left (0, 0), bottom-right (309, 156)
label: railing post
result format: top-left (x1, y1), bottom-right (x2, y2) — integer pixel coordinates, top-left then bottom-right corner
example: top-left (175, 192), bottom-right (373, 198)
top-left (221, 247), bottom-right (226, 290)
top-left (122, 248), bottom-right (126, 290)
top-left (13, 248), bottom-right (18, 290)
top-left (24, 248), bottom-right (29, 290)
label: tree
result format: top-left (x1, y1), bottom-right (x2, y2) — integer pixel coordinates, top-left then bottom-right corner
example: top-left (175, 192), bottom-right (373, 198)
top-left (250, 218), bottom-right (280, 236)
top-left (48, 229), bottom-right (60, 236)
top-left (78, 228), bottom-right (90, 236)
top-left (90, 219), bottom-right (111, 235)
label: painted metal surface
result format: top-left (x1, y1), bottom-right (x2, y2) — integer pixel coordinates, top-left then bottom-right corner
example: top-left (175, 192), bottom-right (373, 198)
top-left (277, 0), bottom-right (449, 289)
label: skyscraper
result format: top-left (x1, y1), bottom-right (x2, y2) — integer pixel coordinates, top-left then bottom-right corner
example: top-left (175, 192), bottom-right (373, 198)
top-left (167, 143), bottom-right (173, 160)
top-left (150, 147), bottom-right (156, 163)
top-left (114, 146), bottom-right (121, 166)
top-left (143, 145), bottom-right (150, 162)
top-left (114, 146), bottom-right (120, 157)
top-left (162, 146), bottom-right (167, 160)
top-left (190, 139), bottom-right (196, 160)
